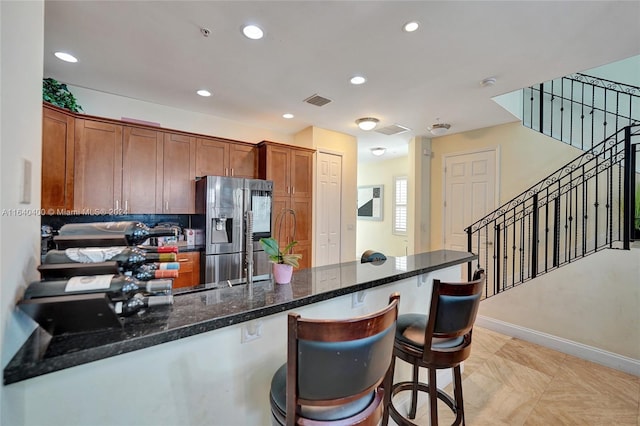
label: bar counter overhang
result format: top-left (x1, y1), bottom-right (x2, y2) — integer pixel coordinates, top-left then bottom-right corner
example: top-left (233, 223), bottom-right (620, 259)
top-left (4, 250), bottom-right (476, 385)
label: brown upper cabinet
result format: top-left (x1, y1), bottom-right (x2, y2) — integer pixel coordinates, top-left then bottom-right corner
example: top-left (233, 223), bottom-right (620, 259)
top-left (195, 137), bottom-right (256, 178)
top-left (73, 116), bottom-right (196, 214)
top-left (42, 104), bottom-right (75, 212)
top-left (122, 126), bottom-right (163, 213)
top-left (74, 118), bottom-right (124, 212)
top-left (162, 133), bottom-right (196, 214)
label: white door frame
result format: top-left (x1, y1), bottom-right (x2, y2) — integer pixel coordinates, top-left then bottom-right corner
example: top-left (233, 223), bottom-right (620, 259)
top-left (441, 146), bottom-right (500, 248)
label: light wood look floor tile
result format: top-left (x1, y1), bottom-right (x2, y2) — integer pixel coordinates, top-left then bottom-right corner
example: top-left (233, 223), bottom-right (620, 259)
top-left (385, 326), bottom-right (640, 425)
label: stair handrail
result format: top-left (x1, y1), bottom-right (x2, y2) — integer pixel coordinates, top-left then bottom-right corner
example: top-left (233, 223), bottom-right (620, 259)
top-left (466, 124), bottom-right (639, 234)
top-left (570, 73), bottom-right (640, 97)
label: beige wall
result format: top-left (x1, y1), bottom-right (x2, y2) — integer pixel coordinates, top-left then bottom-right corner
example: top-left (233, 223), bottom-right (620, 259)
top-left (1, 2), bottom-right (44, 425)
top-left (479, 248), bottom-right (640, 360)
top-left (429, 122), bottom-right (583, 248)
top-left (357, 156), bottom-right (411, 257)
top-left (68, 85), bottom-right (294, 145)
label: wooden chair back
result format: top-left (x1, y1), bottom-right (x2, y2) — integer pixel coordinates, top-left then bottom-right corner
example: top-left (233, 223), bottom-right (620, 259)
top-left (286, 293), bottom-right (400, 425)
top-left (423, 270), bottom-right (485, 366)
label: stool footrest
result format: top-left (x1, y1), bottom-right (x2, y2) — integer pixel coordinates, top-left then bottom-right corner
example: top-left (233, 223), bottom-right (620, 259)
top-left (387, 380), bottom-right (462, 426)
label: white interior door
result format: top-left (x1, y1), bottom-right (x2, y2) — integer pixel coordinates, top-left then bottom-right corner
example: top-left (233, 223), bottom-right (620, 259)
top-left (316, 152), bottom-right (342, 266)
top-left (444, 149), bottom-right (497, 252)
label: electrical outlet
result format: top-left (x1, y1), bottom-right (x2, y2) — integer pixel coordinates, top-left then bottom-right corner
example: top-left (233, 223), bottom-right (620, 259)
top-left (241, 320), bottom-right (263, 343)
top-left (418, 274), bottom-right (428, 287)
top-left (352, 291), bottom-right (366, 308)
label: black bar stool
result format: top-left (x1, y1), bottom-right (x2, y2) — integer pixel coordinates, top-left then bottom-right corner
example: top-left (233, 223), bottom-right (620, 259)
top-left (383, 269), bottom-right (485, 426)
top-left (269, 293), bottom-right (400, 426)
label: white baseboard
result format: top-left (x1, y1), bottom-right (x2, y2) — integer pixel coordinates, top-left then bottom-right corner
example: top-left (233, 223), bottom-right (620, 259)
top-left (476, 315), bottom-right (640, 377)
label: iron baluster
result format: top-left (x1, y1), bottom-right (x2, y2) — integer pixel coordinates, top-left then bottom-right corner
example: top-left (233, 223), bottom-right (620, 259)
top-left (531, 194), bottom-right (539, 278)
top-left (466, 227), bottom-right (472, 281)
top-left (623, 126), bottom-right (632, 249)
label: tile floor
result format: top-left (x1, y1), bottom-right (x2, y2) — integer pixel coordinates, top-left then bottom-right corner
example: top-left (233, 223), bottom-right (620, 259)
top-left (388, 326), bottom-right (640, 425)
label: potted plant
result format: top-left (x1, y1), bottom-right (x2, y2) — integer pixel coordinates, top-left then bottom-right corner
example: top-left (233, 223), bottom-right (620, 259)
top-left (259, 209), bottom-right (302, 284)
top-left (259, 237), bottom-right (302, 284)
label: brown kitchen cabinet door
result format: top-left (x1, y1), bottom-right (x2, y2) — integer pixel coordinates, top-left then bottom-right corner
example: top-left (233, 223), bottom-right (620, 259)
top-left (263, 144), bottom-right (291, 198)
top-left (259, 141), bottom-right (315, 268)
top-left (290, 149), bottom-right (313, 198)
top-left (291, 196), bottom-right (312, 269)
top-left (163, 133), bottom-right (196, 214)
top-left (42, 105), bottom-right (74, 212)
top-left (172, 251), bottom-right (201, 288)
top-left (195, 137), bottom-right (229, 177)
top-left (122, 126), bottom-right (163, 213)
top-left (292, 243), bottom-right (311, 270)
top-left (272, 196), bottom-right (292, 241)
top-left (228, 143), bottom-right (256, 178)
top-left (74, 119), bottom-right (123, 212)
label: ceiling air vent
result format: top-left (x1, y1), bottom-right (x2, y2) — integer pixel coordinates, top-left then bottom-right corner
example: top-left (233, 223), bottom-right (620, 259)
top-left (303, 94), bottom-right (332, 107)
top-left (375, 124), bottom-right (411, 136)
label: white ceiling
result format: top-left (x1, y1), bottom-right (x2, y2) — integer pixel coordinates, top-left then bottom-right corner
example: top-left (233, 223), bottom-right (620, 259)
top-left (43, 1), bottom-right (640, 162)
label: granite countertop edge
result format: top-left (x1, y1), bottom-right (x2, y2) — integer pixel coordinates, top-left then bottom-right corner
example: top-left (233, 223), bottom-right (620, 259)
top-left (4, 250), bottom-right (477, 385)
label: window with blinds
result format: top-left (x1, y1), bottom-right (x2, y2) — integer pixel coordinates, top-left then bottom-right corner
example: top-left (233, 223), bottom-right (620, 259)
top-left (393, 176), bottom-right (408, 235)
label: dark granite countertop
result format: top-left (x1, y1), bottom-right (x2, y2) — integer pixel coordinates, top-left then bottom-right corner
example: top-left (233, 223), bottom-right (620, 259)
top-left (4, 250), bottom-right (476, 385)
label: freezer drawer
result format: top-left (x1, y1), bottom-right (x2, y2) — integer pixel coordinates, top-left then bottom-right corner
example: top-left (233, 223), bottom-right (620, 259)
top-left (203, 251), bottom-right (271, 287)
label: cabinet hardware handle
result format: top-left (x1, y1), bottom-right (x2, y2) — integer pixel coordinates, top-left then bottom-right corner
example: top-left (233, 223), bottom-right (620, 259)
top-left (225, 168), bottom-right (228, 176)
top-left (292, 187), bottom-right (295, 195)
top-left (115, 200), bottom-right (119, 210)
top-left (178, 258), bottom-right (189, 262)
top-left (165, 201), bottom-right (169, 212)
top-left (230, 168), bottom-right (234, 176)
top-left (124, 200), bottom-right (128, 211)
top-left (287, 186), bottom-right (290, 194)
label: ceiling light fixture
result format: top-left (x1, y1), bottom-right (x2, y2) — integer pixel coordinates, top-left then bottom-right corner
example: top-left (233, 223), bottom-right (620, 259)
top-left (356, 117), bottom-right (379, 131)
top-left (54, 52), bottom-right (78, 63)
top-left (196, 89), bottom-right (211, 97)
top-left (403, 21), bottom-right (419, 32)
top-left (282, 113), bottom-right (294, 119)
top-left (242, 24), bottom-right (264, 40)
top-left (428, 119), bottom-right (451, 136)
top-left (350, 75), bottom-right (366, 85)
top-left (371, 147), bottom-right (386, 156)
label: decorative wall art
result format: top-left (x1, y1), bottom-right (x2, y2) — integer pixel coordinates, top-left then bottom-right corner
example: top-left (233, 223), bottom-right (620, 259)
top-left (357, 185), bottom-right (383, 220)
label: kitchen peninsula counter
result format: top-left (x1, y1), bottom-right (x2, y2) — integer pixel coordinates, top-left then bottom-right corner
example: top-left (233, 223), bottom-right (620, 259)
top-left (4, 250), bottom-right (475, 385)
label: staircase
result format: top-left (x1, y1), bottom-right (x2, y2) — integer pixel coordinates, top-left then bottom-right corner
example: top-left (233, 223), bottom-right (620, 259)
top-left (523, 73), bottom-right (640, 151)
top-left (466, 72), bottom-right (640, 299)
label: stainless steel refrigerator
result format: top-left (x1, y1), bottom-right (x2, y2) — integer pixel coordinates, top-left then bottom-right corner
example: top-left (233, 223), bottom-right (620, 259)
top-left (195, 176), bottom-right (273, 287)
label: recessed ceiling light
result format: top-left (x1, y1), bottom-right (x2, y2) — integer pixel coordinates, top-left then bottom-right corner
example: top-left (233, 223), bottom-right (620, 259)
top-left (242, 25), bottom-right (264, 40)
top-left (282, 113), bottom-right (294, 119)
top-left (403, 21), bottom-right (419, 32)
top-left (196, 89), bottom-right (211, 97)
top-left (350, 75), bottom-right (366, 85)
top-left (54, 52), bottom-right (78, 63)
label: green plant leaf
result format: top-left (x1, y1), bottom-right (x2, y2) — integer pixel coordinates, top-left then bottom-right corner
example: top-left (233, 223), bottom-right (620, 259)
top-left (42, 77), bottom-right (83, 113)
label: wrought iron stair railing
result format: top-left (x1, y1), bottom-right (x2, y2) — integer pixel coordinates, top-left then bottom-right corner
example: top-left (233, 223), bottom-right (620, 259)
top-left (523, 73), bottom-right (640, 151)
top-left (466, 124), bottom-right (640, 299)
